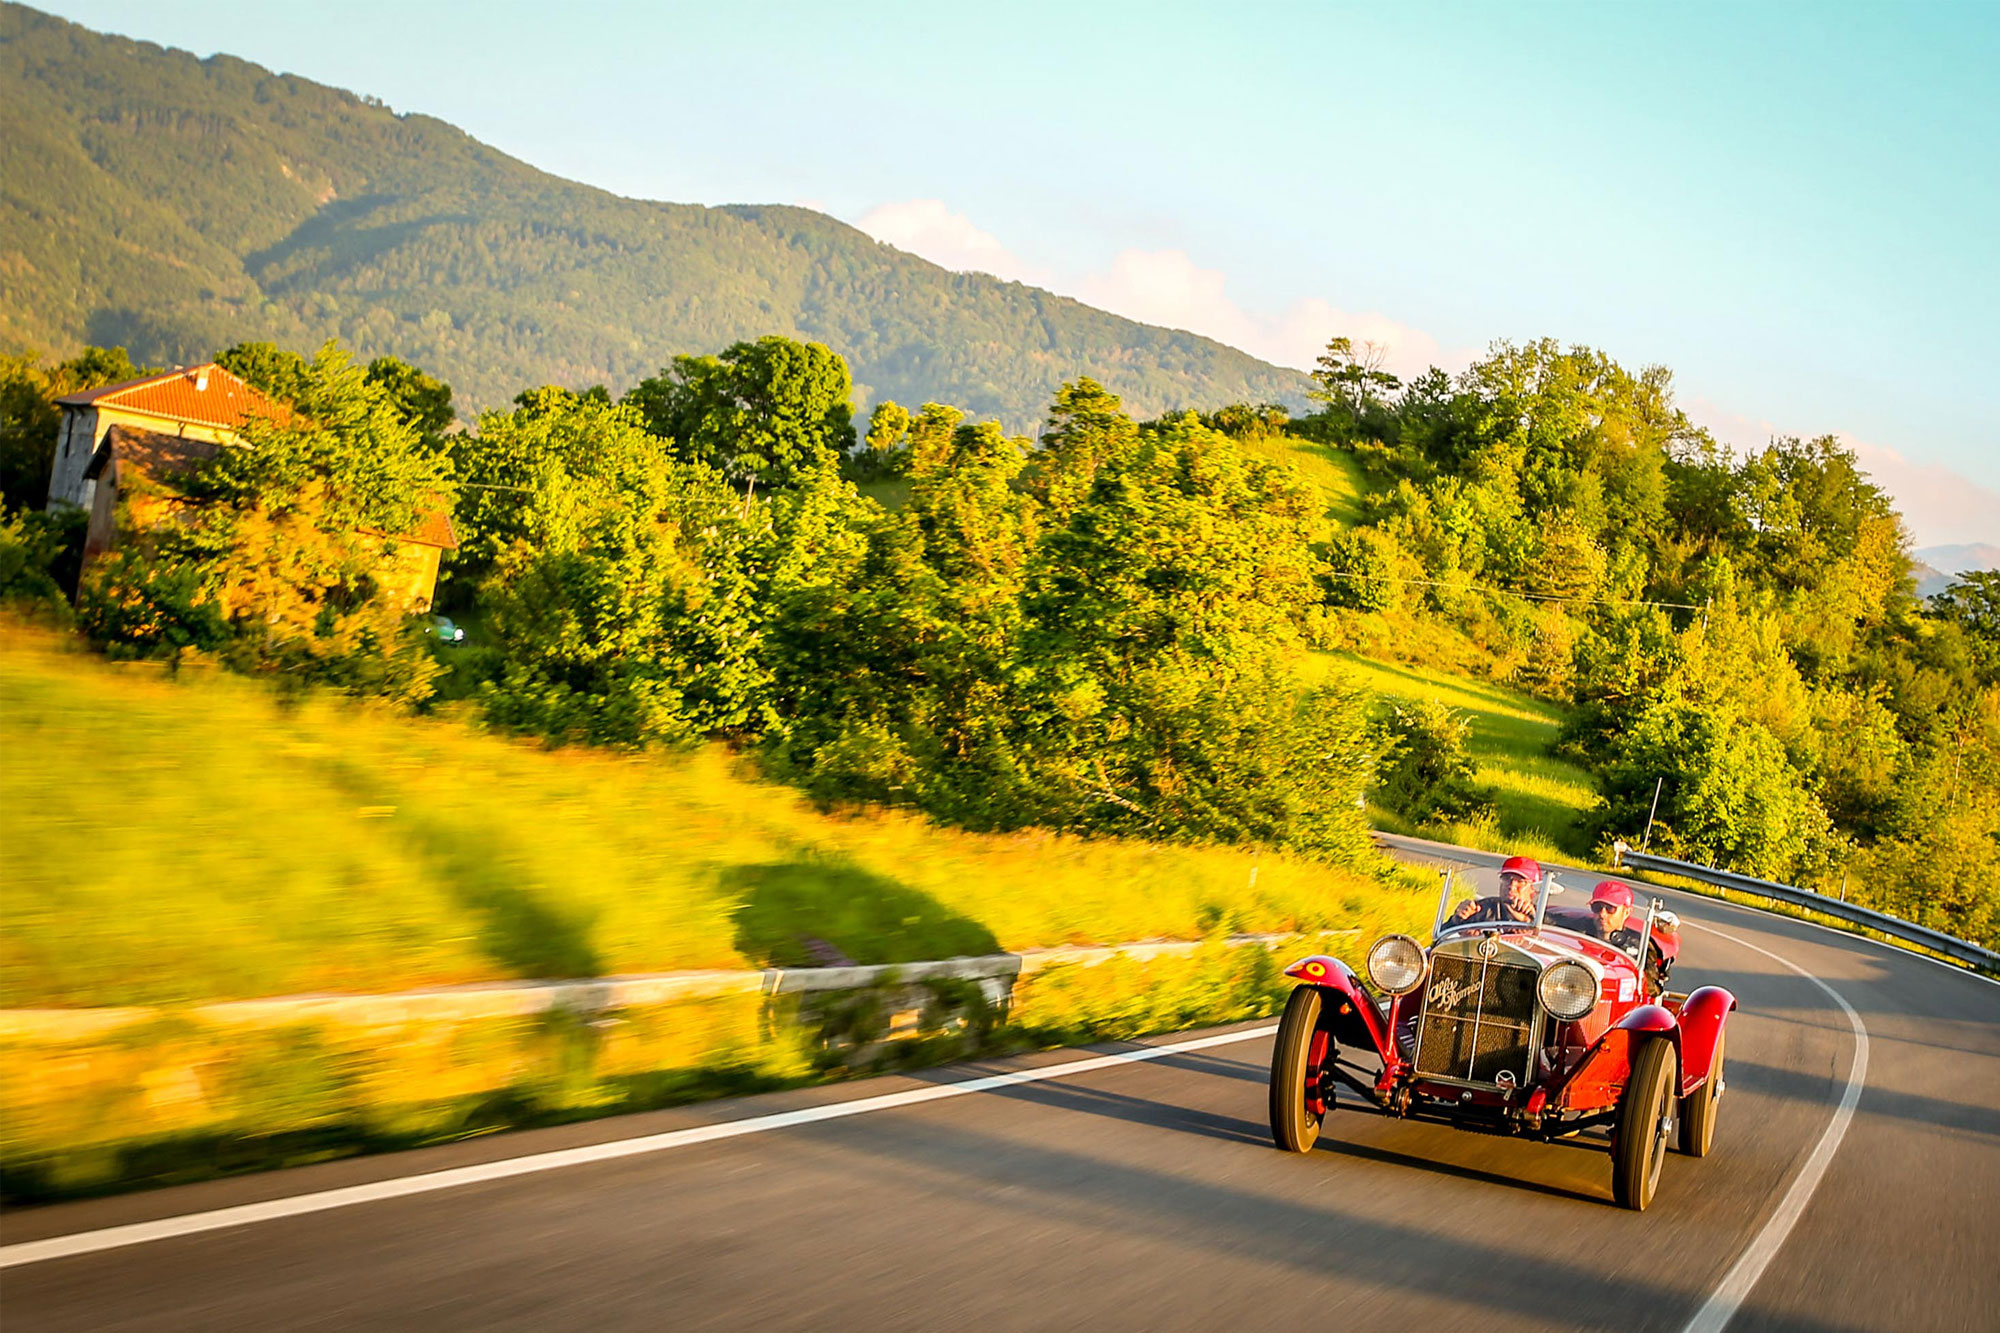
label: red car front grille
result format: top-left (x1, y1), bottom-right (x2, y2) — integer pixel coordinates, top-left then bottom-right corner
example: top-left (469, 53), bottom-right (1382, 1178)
top-left (1415, 953), bottom-right (1539, 1086)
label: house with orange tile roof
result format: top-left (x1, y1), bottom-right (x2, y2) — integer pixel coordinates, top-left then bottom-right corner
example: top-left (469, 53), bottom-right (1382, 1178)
top-left (54, 363), bottom-right (458, 612)
top-left (46, 363), bottom-right (287, 512)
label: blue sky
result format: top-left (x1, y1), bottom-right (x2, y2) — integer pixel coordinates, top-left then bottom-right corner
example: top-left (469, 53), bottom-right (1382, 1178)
top-left (36, 0), bottom-right (2000, 546)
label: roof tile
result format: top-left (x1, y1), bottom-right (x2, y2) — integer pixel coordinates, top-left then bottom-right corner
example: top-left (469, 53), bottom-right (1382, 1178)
top-left (57, 364), bottom-right (290, 432)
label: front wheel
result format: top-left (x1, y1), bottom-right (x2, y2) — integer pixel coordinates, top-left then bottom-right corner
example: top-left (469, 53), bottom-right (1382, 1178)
top-left (1678, 1028), bottom-right (1725, 1157)
top-left (1610, 1034), bottom-right (1677, 1210)
top-left (1269, 987), bottom-right (1327, 1152)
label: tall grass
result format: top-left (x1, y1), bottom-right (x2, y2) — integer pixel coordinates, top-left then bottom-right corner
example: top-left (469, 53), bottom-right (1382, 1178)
top-left (0, 622), bottom-right (1428, 1008)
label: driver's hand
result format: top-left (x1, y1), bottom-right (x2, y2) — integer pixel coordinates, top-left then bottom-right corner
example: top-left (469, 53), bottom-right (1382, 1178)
top-left (1451, 900), bottom-right (1475, 921)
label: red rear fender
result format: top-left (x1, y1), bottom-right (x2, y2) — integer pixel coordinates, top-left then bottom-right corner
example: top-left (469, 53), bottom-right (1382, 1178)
top-left (1282, 956), bottom-right (1391, 1060)
top-left (1675, 985), bottom-right (1736, 1097)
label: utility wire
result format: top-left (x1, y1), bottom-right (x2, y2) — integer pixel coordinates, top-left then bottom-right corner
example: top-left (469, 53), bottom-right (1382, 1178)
top-left (1322, 569), bottom-right (1706, 612)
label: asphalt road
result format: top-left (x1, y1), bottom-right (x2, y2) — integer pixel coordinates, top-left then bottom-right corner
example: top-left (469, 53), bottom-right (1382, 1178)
top-left (4, 847), bottom-right (1996, 1332)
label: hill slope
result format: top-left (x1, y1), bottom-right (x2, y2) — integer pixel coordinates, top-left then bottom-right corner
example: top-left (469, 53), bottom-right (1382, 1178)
top-left (0, 3), bottom-right (1310, 422)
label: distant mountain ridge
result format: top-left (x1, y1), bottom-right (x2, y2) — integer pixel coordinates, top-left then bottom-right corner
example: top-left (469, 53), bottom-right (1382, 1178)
top-left (1914, 543), bottom-right (2000, 577)
top-left (1913, 544), bottom-right (1999, 599)
top-left (0, 2), bottom-right (1311, 422)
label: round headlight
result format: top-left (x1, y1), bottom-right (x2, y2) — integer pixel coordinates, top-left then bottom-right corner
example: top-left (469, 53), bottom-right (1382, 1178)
top-left (1366, 934), bottom-right (1427, 995)
top-left (1538, 961), bottom-right (1599, 1021)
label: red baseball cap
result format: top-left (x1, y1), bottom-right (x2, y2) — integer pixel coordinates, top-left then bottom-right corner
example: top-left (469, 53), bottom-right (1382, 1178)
top-left (1500, 856), bottom-right (1542, 881)
top-left (1591, 880), bottom-right (1636, 908)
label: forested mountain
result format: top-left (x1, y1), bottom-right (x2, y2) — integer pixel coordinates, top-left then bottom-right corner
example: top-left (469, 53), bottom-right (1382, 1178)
top-left (0, 3), bottom-right (1308, 421)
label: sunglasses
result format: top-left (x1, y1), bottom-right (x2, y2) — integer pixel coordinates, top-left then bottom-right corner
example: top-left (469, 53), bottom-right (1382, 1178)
top-left (1591, 902), bottom-right (1624, 912)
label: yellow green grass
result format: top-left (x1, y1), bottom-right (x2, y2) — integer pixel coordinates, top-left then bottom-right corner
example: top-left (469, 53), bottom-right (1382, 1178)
top-left (0, 622), bottom-right (1426, 1009)
top-left (1310, 651), bottom-right (1600, 859)
top-left (1242, 435), bottom-right (1374, 528)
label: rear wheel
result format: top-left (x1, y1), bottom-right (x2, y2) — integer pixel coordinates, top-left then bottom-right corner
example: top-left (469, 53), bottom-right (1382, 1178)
top-left (1269, 987), bottom-right (1327, 1153)
top-left (1611, 1034), bottom-right (1676, 1210)
top-left (1679, 1028), bottom-right (1725, 1157)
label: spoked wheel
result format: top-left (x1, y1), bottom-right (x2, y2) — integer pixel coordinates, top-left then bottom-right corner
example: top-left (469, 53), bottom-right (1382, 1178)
top-left (1269, 987), bottom-right (1331, 1152)
top-left (1611, 1034), bottom-right (1677, 1210)
top-left (1679, 1028), bottom-right (1726, 1157)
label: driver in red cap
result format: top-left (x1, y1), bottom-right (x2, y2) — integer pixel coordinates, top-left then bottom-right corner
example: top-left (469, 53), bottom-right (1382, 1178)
top-left (1450, 855), bottom-right (1542, 925)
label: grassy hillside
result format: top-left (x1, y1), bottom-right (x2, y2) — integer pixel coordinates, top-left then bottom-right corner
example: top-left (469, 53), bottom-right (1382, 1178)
top-left (1308, 651), bottom-right (1599, 860)
top-left (1241, 434), bottom-right (1375, 528)
top-left (0, 3), bottom-right (1309, 424)
top-left (0, 621), bottom-right (1426, 1009)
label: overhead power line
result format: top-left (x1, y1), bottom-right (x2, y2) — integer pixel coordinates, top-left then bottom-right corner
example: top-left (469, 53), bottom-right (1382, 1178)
top-left (1322, 570), bottom-right (1706, 612)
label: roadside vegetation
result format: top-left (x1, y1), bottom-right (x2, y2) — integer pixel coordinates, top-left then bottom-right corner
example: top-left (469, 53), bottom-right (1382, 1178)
top-left (0, 619), bottom-right (1427, 1009)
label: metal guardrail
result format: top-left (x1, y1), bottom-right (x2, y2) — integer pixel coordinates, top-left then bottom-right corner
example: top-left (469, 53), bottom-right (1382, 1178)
top-left (1611, 841), bottom-right (2000, 976)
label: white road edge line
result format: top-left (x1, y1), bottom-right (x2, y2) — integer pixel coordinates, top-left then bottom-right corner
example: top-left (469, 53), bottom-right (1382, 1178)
top-left (0, 1023), bottom-right (1279, 1270)
top-left (1698, 898), bottom-right (2000, 992)
top-left (1679, 921), bottom-right (1870, 1333)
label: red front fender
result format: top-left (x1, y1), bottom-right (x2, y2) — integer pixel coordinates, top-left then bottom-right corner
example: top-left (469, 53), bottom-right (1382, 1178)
top-left (1550, 1004), bottom-right (1682, 1113)
top-left (1675, 985), bottom-right (1737, 1097)
top-left (1282, 955), bottom-right (1392, 1060)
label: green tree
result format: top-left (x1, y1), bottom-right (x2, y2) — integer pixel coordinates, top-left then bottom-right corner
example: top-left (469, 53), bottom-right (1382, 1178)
top-left (1370, 699), bottom-right (1496, 826)
top-left (624, 336), bottom-right (856, 487)
top-left (470, 391), bottom-right (779, 744)
top-left (1309, 337), bottom-right (1401, 415)
top-left (765, 415), bottom-right (1037, 819)
top-left (861, 399), bottom-right (912, 476)
top-left (1596, 698), bottom-right (1828, 880)
top-left (214, 341), bottom-right (310, 401)
top-left (1927, 572), bottom-right (2000, 686)
top-left (1015, 408), bottom-right (1364, 851)
top-left (364, 355), bottom-right (456, 438)
top-left (1030, 377), bottom-right (1139, 518)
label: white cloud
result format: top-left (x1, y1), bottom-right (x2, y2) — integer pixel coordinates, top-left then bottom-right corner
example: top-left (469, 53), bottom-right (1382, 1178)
top-left (1685, 398), bottom-right (1999, 550)
top-left (854, 199), bottom-right (1049, 286)
top-left (1076, 248), bottom-right (1462, 381)
top-left (854, 201), bottom-right (1464, 383)
top-left (1838, 434), bottom-right (2000, 551)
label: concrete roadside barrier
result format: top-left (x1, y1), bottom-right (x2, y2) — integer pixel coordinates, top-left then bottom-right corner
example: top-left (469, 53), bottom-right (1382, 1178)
top-left (0, 930), bottom-right (1351, 1201)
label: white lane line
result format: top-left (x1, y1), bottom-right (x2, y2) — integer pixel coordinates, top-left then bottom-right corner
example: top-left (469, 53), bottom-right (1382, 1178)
top-left (1, 1023), bottom-right (1278, 1270)
top-left (1679, 921), bottom-right (1871, 1333)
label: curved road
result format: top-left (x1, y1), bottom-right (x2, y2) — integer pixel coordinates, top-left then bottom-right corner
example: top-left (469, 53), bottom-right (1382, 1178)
top-left (5, 842), bottom-right (1996, 1331)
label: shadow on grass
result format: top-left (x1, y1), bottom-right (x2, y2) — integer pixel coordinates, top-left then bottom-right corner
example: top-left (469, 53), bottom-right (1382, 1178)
top-left (724, 855), bottom-right (1000, 970)
top-left (413, 819), bottom-right (603, 981)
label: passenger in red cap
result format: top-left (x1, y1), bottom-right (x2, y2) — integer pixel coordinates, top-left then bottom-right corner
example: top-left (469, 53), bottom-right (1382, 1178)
top-left (1591, 880), bottom-right (1661, 994)
top-left (1450, 855), bottom-right (1542, 925)
top-left (1589, 880), bottom-right (1636, 933)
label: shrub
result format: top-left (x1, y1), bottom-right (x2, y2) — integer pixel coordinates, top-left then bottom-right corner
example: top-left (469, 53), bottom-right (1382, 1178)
top-left (1370, 698), bottom-right (1497, 825)
top-left (1594, 699), bottom-right (1829, 881)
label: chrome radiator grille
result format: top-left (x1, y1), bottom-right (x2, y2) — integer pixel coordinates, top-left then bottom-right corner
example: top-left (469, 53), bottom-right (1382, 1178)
top-left (1415, 952), bottom-right (1539, 1085)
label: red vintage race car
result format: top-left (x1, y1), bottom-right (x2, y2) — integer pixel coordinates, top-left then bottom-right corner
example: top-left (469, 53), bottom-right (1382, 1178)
top-left (1268, 865), bottom-right (1735, 1210)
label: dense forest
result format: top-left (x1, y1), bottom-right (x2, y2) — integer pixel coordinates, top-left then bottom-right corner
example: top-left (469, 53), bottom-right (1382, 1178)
top-left (2, 320), bottom-right (1995, 950)
top-left (0, 3), bottom-right (1306, 423)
